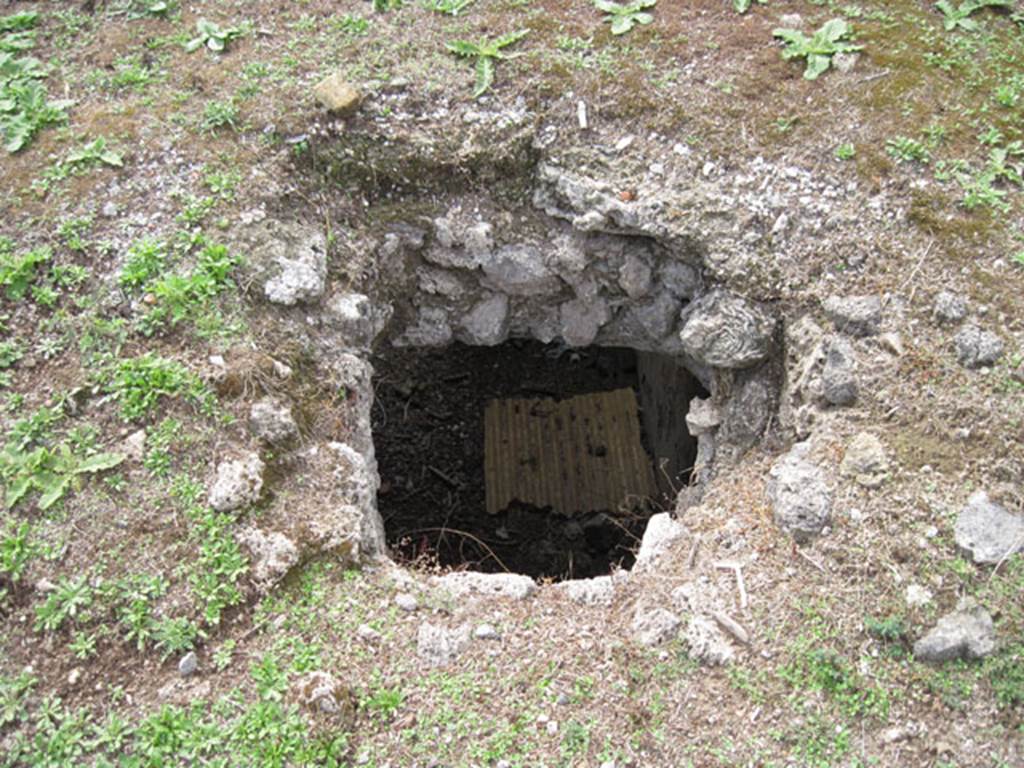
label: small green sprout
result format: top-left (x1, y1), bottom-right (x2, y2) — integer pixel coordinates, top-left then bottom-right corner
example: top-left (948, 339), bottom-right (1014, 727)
top-left (446, 30), bottom-right (528, 98)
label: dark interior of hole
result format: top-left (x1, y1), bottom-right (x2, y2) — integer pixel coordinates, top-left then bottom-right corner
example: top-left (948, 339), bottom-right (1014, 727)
top-left (371, 339), bottom-right (707, 581)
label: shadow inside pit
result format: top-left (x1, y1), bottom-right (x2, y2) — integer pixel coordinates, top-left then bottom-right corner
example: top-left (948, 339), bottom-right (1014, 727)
top-left (371, 339), bottom-right (707, 581)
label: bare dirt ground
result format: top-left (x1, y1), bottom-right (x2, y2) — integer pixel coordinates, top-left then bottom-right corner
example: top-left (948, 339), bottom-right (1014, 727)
top-left (0, 1), bottom-right (1022, 767)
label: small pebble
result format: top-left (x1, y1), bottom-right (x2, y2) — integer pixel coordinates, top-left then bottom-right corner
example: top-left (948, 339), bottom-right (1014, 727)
top-left (546, 720), bottom-right (559, 736)
top-left (614, 135), bottom-right (634, 152)
top-left (67, 668), bottom-right (82, 686)
top-left (395, 593), bottom-right (418, 612)
top-left (357, 624), bottom-right (382, 643)
top-left (474, 624), bottom-right (500, 640)
top-left (178, 652), bottom-right (198, 678)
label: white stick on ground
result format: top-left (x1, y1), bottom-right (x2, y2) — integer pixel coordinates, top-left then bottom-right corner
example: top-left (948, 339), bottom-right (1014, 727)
top-left (712, 610), bottom-right (750, 644)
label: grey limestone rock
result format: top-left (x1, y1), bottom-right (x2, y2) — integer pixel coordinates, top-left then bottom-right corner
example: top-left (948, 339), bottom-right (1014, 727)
top-left (474, 624), bottom-right (500, 640)
top-left (398, 306), bottom-right (452, 347)
top-left (481, 244), bottom-right (561, 296)
top-left (717, 368), bottom-right (775, 453)
top-left (685, 398), bottom-right (721, 436)
top-left (840, 432), bottom-right (890, 488)
top-left (559, 296), bottom-right (610, 347)
top-left (954, 324), bottom-right (1004, 369)
top-left (631, 608), bottom-right (681, 647)
top-left (767, 445), bottom-right (831, 541)
top-left (434, 571), bottom-right (536, 601)
top-left (630, 292), bottom-right (682, 340)
top-left (685, 616), bottom-right (735, 665)
top-left (659, 261), bottom-right (701, 299)
top-left (296, 671), bottom-right (348, 716)
top-left (913, 598), bottom-right (995, 662)
top-left (237, 527), bottom-right (300, 586)
top-left (954, 491), bottom-right (1024, 565)
top-left (634, 512), bottom-right (686, 571)
top-left (395, 593), bottom-right (419, 612)
top-left (822, 338), bottom-right (858, 406)
top-left (263, 227), bottom-right (327, 306)
top-left (823, 294), bottom-right (882, 337)
top-left (617, 253), bottom-right (653, 299)
top-left (417, 623), bottom-right (472, 667)
top-left (933, 291), bottom-right (967, 325)
top-left (679, 291), bottom-right (775, 369)
top-left (249, 397), bottom-right (298, 443)
top-left (458, 293), bottom-right (510, 346)
top-left (558, 575), bottom-right (614, 606)
top-left (322, 292), bottom-right (390, 349)
top-left (209, 453), bottom-right (265, 513)
top-left (426, 214), bottom-right (493, 269)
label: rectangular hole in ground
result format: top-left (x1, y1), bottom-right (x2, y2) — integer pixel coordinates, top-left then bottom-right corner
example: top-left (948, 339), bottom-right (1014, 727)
top-left (370, 339), bottom-right (707, 581)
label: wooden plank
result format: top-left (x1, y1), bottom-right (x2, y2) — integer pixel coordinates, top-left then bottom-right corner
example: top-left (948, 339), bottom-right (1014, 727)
top-left (484, 388), bottom-right (656, 517)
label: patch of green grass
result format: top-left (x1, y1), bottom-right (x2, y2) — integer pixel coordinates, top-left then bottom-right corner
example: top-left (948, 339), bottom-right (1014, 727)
top-left (920, 659), bottom-right (978, 709)
top-left (0, 243), bottom-right (50, 301)
top-left (105, 1), bottom-right (178, 21)
top-left (106, 572), bottom-right (168, 651)
top-left (143, 417), bottom-right (180, 477)
top-left (780, 644), bottom-right (891, 719)
top-left (887, 135), bottom-right (932, 163)
top-left (785, 714), bottom-right (852, 768)
top-left (56, 215), bottom-right (94, 253)
top-left (0, 338), bottom-right (23, 369)
top-left (173, 477), bottom-right (247, 624)
top-left (119, 237), bottom-right (168, 290)
top-left (558, 718), bottom-right (592, 767)
top-left (6, 403), bottom-right (63, 451)
top-left (0, 671), bottom-right (36, 728)
top-left (106, 353), bottom-right (213, 421)
top-left (33, 136), bottom-right (124, 194)
top-left (34, 574), bottom-right (96, 632)
top-left (201, 99), bottom-right (240, 132)
top-left (361, 676), bottom-right (404, 720)
top-left (139, 240), bottom-right (239, 334)
top-left (0, 519), bottom-right (36, 586)
top-left (985, 643), bottom-right (1024, 708)
top-left (153, 616), bottom-right (203, 660)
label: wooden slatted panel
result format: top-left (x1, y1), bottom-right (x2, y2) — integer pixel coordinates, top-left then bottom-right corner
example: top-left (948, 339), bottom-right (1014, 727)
top-left (484, 388), bottom-right (657, 516)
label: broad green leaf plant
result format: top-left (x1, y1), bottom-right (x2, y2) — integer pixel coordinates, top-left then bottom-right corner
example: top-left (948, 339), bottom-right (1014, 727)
top-left (935, 0), bottom-right (1012, 32)
top-left (772, 19), bottom-right (863, 80)
top-left (734, 0), bottom-right (767, 14)
top-left (0, 444), bottom-right (124, 511)
top-left (425, 0), bottom-right (475, 16)
top-left (594, 0), bottom-right (657, 36)
top-left (0, 12), bottom-right (73, 152)
top-left (446, 30), bottom-right (528, 98)
top-left (184, 19), bottom-right (243, 53)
